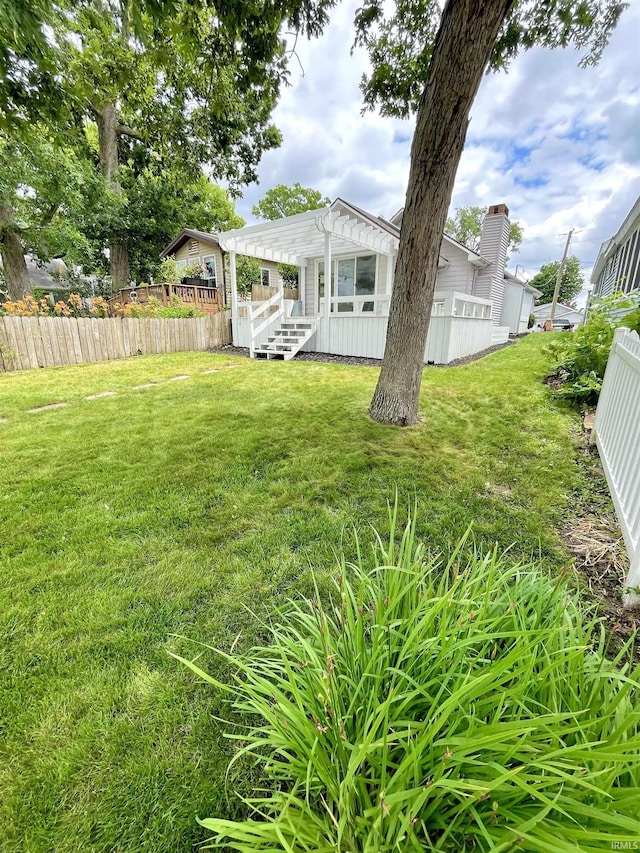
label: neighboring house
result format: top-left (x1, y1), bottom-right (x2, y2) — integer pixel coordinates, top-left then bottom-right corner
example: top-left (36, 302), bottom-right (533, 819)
top-left (591, 196), bottom-right (640, 300)
top-left (159, 228), bottom-right (283, 305)
top-left (214, 199), bottom-right (535, 363)
top-left (533, 302), bottom-right (584, 330)
top-left (0, 254), bottom-right (70, 297)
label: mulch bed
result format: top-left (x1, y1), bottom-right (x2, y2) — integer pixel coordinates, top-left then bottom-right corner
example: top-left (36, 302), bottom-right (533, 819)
top-left (561, 425), bottom-right (639, 660)
top-left (212, 338), bottom-right (516, 368)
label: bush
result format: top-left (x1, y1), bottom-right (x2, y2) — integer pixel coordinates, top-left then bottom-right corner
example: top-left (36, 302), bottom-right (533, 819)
top-left (158, 258), bottom-right (179, 283)
top-left (0, 293), bottom-right (109, 317)
top-left (177, 516), bottom-right (640, 851)
top-left (547, 292), bottom-right (640, 404)
top-left (114, 295), bottom-right (206, 318)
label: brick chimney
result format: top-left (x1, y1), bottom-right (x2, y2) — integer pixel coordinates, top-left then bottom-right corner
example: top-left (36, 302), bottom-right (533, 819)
top-left (473, 204), bottom-right (511, 324)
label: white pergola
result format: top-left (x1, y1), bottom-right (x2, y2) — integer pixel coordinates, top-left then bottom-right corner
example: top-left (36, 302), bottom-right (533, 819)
top-left (218, 199), bottom-right (400, 324)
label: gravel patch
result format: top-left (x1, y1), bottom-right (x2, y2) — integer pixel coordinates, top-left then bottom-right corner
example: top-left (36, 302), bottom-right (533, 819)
top-left (212, 339), bottom-right (516, 368)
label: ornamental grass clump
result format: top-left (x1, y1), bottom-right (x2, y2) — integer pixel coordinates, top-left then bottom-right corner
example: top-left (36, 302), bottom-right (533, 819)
top-left (177, 517), bottom-right (640, 851)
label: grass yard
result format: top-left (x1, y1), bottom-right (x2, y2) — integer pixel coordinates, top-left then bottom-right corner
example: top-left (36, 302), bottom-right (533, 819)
top-left (0, 337), bottom-right (590, 851)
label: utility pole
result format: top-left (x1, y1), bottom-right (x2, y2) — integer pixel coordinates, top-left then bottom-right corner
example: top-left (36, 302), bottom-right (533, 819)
top-left (549, 229), bottom-right (574, 323)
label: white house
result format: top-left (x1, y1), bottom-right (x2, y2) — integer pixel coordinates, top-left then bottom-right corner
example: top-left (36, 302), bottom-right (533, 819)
top-left (533, 302), bottom-right (584, 330)
top-left (209, 199), bottom-right (533, 363)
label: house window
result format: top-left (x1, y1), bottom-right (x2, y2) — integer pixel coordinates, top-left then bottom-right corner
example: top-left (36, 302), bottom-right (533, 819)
top-left (261, 268), bottom-right (270, 287)
top-left (202, 255), bottom-right (217, 286)
top-left (318, 255), bottom-right (376, 312)
top-left (176, 259), bottom-right (188, 271)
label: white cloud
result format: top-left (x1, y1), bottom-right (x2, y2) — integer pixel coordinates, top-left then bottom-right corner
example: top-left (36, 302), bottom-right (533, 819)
top-left (235, 0), bottom-right (640, 289)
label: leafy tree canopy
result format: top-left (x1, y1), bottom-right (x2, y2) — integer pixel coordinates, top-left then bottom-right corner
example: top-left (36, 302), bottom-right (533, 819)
top-left (354, 0), bottom-right (627, 119)
top-left (531, 256), bottom-right (585, 306)
top-left (252, 182), bottom-right (330, 220)
top-left (77, 166), bottom-right (245, 284)
top-left (1, 0), bottom-right (336, 289)
top-left (445, 205), bottom-right (523, 257)
top-left (1, 0), bottom-right (336, 182)
top-left (0, 127), bottom-right (107, 261)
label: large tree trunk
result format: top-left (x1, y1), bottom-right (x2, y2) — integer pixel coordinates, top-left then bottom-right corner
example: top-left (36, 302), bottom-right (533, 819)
top-left (97, 102), bottom-right (130, 291)
top-left (0, 203), bottom-right (30, 301)
top-left (369, 0), bottom-right (513, 426)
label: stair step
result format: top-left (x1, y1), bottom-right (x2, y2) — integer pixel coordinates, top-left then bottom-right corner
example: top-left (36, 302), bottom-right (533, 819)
top-left (252, 318), bottom-right (318, 361)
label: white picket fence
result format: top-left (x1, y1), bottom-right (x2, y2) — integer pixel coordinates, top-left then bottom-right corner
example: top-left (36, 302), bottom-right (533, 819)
top-left (592, 327), bottom-right (640, 606)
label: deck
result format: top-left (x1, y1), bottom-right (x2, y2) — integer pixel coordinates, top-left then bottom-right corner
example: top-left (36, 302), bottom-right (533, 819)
top-left (110, 282), bottom-right (223, 314)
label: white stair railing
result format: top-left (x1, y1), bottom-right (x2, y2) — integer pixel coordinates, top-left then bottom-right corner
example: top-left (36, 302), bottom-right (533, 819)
top-left (249, 287), bottom-right (285, 357)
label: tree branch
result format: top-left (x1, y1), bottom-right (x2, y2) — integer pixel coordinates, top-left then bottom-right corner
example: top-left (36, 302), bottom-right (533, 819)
top-left (40, 202), bottom-right (60, 228)
top-left (116, 123), bottom-right (143, 140)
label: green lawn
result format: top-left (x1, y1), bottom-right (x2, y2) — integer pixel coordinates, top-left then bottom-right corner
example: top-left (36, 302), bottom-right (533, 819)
top-left (1, 337), bottom-right (585, 852)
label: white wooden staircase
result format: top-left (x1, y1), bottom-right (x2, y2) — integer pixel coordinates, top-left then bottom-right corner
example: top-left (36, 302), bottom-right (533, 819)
top-left (253, 318), bottom-right (318, 360)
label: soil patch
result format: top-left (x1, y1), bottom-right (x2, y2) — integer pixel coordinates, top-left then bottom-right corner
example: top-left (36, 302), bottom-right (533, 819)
top-left (561, 428), bottom-right (639, 660)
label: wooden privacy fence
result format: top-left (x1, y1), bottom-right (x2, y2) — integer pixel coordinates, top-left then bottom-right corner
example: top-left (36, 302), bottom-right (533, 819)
top-left (251, 283), bottom-right (299, 302)
top-left (0, 313), bottom-right (231, 372)
top-left (592, 327), bottom-right (640, 606)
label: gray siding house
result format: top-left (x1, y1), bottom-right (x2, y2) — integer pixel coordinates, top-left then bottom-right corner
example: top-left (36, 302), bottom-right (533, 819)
top-left (591, 196), bottom-right (640, 299)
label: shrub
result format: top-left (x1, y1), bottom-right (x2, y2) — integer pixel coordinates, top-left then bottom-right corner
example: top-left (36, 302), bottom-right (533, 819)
top-left (177, 516), bottom-right (640, 851)
top-left (0, 293), bottom-right (109, 317)
top-left (159, 258), bottom-right (179, 283)
top-left (114, 295), bottom-right (206, 318)
top-left (547, 292), bottom-right (640, 404)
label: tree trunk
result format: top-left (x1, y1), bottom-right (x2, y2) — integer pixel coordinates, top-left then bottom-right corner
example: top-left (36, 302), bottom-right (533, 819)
top-left (0, 203), bottom-right (31, 301)
top-left (97, 102), bottom-right (130, 291)
top-left (369, 0), bottom-right (513, 426)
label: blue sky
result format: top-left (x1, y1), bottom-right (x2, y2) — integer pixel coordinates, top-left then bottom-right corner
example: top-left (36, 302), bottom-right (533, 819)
top-left (233, 0), bottom-right (640, 293)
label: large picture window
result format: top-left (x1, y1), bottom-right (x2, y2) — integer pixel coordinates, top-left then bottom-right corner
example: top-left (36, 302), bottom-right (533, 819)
top-left (318, 255), bottom-right (376, 312)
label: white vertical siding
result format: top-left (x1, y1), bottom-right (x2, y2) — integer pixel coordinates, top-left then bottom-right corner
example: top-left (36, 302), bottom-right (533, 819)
top-left (500, 281), bottom-right (524, 335)
top-left (593, 328), bottom-right (640, 605)
top-left (519, 291), bottom-right (535, 333)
